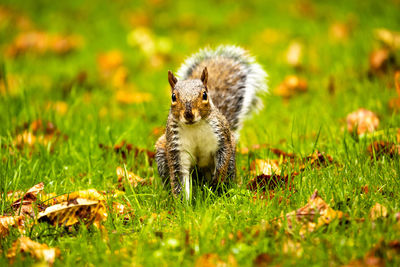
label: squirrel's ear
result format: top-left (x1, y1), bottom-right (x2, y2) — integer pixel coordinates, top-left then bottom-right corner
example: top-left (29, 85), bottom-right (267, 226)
top-left (201, 67), bottom-right (208, 89)
top-left (168, 70), bottom-right (177, 89)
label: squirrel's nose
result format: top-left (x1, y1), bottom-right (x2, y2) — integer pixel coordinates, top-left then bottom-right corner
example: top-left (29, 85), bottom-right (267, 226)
top-left (184, 103), bottom-right (194, 121)
top-left (184, 110), bottom-right (194, 121)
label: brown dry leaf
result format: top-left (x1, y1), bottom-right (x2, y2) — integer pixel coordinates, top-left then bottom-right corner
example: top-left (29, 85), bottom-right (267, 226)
top-left (11, 182), bottom-right (46, 217)
top-left (389, 71), bottom-right (400, 110)
top-left (274, 75), bottom-right (308, 98)
top-left (277, 190), bottom-right (344, 236)
top-left (286, 41), bottom-right (303, 68)
top-left (369, 48), bottom-right (395, 75)
top-left (116, 166), bottom-right (153, 191)
top-left (367, 140), bottom-right (400, 159)
top-left (7, 236), bottom-right (60, 265)
top-left (374, 28), bottom-right (400, 50)
top-left (346, 108), bottom-right (379, 136)
top-left (38, 197), bottom-right (107, 228)
top-left (369, 203), bottom-right (388, 221)
top-left (253, 253), bottom-right (273, 267)
top-left (303, 150), bottom-right (334, 169)
top-left (12, 119), bottom-right (67, 153)
top-left (0, 215), bottom-right (25, 237)
top-left (99, 140), bottom-right (155, 162)
top-left (6, 31), bottom-right (82, 57)
top-left (116, 89), bottom-right (152, 104)
top-left (269, 147), bottom-right (296, 160)
top-left (195, 253), bottom-right (237, 267)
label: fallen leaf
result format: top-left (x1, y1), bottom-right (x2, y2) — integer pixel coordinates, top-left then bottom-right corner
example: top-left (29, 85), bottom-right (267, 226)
top-left (97, 50), bottom-right (124, 77)
top-left (7, 237), bottom-right (60, 265)
top-left (38, 197), bottom-right (107, 228)
top-left (346, 108), bottom-right (379, 136)
top-left (389, 71), bottom-right (400, 110)
top-left (46, 189), bottom-right (105, 205)
top-left (99, 140), bottom-right (155, 162)
top-left (11, 119), bottom-right (67, 153)
top-left (11, 182), bottom-right (45, 217)
top-left (116, 166), bottom-right (153, 191)
top-left (238, 143), bottom-right (269, 155)
top-left (250, 159), bottom-right (281, 176)
top-left (330, 22), bottom-right (351, 41)
top-left (46, 101), bottom-right (68, 115)
top-left (116, 89), bottom-right (152, 104)
top-left (369, 203), bottom-right (388, 220)
top-left (374, 28), bottom-right (400, 50)
top-left (274, 75), bottom-right (308, 98)
top-left (195, 253), bottom-right (237, 267)
top-left (367, 140), bottom-right (400, 159)
top-left (286, 41), bottom-right (303, 68)
top-left (0, 215), bottom-right (25, 237)
top-left (269, 147), bottom-right (296, 160)
top-left (303, 150), bottom-right (334, 168)
top-left (369, 48), bottom-right (395, 75)
top-left (253, 253), bottom-right (273, 267)
top-left (127, 27), bottom-right (156, 56)
top-left (6, 31), bottom-right (82, 57)
top-left (276, 190), bottom-right (344, 236)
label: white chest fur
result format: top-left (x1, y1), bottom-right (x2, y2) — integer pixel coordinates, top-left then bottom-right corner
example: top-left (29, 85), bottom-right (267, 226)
top-left (178, 120), bottom-right (219, 168)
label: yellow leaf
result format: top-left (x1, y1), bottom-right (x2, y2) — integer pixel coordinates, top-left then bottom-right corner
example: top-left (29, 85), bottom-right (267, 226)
top-left (374, 28), bottom-right (400, 50)
top-left (7, 237), bottom-right (60, 264)
top-left (116, 89), bottom-right (152, 104)
top-left (38, 197), bottom-right (107, 228)
top-left (370, 203), bottom-right (388, 221)
top-left (250, 159), bottom-right (281, 176)
top-left (0, 215), bottom-right (25, 237)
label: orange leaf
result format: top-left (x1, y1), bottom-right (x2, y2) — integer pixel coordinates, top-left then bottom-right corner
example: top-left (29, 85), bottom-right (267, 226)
top-left (274, 75), bottom-right (307, 98)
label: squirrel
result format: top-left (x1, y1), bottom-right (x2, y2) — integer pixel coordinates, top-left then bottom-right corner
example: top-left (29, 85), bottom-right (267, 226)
top-left (155, 45), bottom-right (267, 200)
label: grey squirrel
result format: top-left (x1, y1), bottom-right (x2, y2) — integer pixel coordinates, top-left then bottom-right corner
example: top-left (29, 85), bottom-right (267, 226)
top-left (155, 45), bottom-right (267, 200)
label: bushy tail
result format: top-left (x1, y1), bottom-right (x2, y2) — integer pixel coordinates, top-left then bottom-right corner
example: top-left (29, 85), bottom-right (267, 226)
top-left (177, 45), bottom-right (268, 133)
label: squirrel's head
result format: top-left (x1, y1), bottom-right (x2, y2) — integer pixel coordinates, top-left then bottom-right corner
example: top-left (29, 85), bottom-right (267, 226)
top-left (168, 67), bottom-right (211, 125)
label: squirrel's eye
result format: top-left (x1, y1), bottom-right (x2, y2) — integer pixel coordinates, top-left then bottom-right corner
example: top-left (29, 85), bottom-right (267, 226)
top-left (202, 91), bottom-right (207, 101)
top-left (171, 93), bottom-right (177, 102)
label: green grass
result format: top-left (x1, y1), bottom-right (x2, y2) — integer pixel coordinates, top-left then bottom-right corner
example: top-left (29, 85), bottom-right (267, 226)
top-left (1, 0), bottom-right (400, 266)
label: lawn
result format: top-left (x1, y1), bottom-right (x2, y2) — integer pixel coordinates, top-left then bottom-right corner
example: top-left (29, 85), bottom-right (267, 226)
top-left (1, 0), bottom-right (400, 266)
